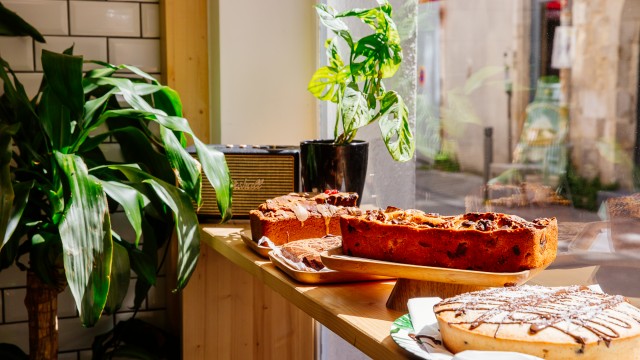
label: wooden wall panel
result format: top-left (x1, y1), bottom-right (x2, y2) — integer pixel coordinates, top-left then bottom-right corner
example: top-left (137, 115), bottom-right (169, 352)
top-left (182, 245), bottom-right (315, 359)
top-left (162, 2), bottom-right (316, 358)
top-left (161, 0), bottom-right (210, 142)
top-left (160, 0), bottom-right (211, 343)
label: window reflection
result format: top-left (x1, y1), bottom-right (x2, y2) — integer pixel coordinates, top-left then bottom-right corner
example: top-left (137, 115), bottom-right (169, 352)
top-left (416, 0), bottom-right (639, 216)
top-left (415, 0), bottom-right (640, 300)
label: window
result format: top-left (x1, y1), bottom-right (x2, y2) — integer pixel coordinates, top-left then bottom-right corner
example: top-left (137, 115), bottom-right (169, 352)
top-left (317, 0), bottom-right (640, 303)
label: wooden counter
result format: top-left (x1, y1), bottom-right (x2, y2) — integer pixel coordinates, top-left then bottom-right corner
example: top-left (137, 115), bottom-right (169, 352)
top-left (182, 221), bottom-right (599, 359)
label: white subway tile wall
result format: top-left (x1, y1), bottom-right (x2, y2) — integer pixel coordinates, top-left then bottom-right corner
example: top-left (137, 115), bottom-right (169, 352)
top-left (141, 4), bottom-right (160, 38)
top-left (109, 212), bottom-right (139, 243)
top-left (117, 309), bottom-right (167, 330)
top-left (0, 322), bottom-right (30, 351)
top-left (57, 315), bottom-right (115, 352)
top-left (0, 264), bottom-right (26, 288)
top-left (3, 0), bottom-right (69, 36)
top-left (120, 278), bottom-right (139, 311)
top-left (99, 142), bottom-right (126, 163)
top-left (14, 72), bottom-right (44, 99)
top-left (57, 288), bottom-right (79, 318)
top-left (146, 277), bottom-right (167, 309)
top-left (0, 37), bottom-right (34, 71)
top-left (0, 0), bottom-right (166, 357)
top-left (109, 38), bottom-right (160, 73)
top-left (3, 288), bottom-right (28, 323)
top-left (59, 353), bottom-right (79, 360)
top-left (70, 1), bottom-right (141, 37)
top-left (34, 36), bottom-right (108, 71)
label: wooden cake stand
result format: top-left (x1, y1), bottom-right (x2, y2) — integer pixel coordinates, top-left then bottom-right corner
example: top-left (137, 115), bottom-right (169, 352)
top-left (320, 248), bottom-right (547, 312)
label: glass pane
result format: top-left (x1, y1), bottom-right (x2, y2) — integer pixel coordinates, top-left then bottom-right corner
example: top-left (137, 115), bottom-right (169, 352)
top-left (321, 0), bottom-right (418, 209)
top-left (414, 0), bottom-right (640, 299)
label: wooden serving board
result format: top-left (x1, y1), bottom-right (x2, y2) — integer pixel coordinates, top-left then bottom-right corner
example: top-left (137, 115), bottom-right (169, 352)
top-left (321, 247), bottom-right (542, 286)
top-left (321, 247), bottom-right (548, 311)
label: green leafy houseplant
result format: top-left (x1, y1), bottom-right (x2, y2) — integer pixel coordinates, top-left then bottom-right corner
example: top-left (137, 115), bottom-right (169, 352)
top-left (307, 0), bottom-right (414, 162)
top-left (0, 3), bottom-right (232, 358)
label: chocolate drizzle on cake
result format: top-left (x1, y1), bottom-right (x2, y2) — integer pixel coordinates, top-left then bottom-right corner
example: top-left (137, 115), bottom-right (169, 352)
top-left (434, 285), bottom-right (640, 348)
top-left (408, 333), bottom-right (442, 346)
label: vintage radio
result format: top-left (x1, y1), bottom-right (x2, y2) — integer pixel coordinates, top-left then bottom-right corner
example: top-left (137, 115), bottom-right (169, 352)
top-left (190, 144), bottom-right (299, 219)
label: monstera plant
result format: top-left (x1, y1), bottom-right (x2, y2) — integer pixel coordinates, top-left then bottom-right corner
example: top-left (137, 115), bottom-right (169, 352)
top-left (301, 0), bottom-right (414, 201)
top-left (0, 3), bottom-right (231, 358)
top-left (307, 0), bottom-right (413, 160)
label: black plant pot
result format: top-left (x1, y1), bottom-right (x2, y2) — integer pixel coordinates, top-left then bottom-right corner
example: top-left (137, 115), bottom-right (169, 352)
top-left (300, 140), bottom-right (368, 205)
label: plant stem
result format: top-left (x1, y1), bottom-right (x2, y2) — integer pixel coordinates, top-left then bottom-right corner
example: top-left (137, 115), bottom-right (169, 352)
top-left (334, 105), bottom-right (340, 141)
top-left (375, 66), bottom-right (383, 96)
top-left (25, 270), bottom-right (60, 360)
top-left (347, 130), bottom-right (358, 143)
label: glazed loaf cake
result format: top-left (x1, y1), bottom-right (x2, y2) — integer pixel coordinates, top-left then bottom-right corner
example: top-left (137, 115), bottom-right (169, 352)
top-left (279, 235), bottom-right (342, 271)
top-left (434, 285), bottom-right (640, 359)
top-left (340, 208), bottom-right (557, 272)
top-left (250, 192), bottom-right (361, 245)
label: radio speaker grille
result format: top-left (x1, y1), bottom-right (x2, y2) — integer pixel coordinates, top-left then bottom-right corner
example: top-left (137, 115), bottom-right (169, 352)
top-left (192, 146), bottom-right (299, 219)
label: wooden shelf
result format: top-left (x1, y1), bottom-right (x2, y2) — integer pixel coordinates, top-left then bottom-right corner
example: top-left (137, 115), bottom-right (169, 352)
top-left (183, 221), bottom-right (409, 359)
top-left (183, 221), bottom-right (601, 359)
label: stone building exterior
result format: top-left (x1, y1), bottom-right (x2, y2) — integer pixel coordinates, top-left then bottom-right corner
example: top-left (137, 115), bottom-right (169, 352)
top-left (433, 0), bottom-right (640, 189)
top-left (570, 0), bottom-right (640, 188)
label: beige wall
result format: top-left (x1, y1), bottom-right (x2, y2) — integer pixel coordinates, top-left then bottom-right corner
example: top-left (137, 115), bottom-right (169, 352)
top-left (441, 0), bottom-right (517, 174)
top-left (210, 0), bottom-right (318, 145)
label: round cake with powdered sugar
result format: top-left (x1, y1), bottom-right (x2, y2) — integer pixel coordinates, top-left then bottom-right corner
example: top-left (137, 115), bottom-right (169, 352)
top-left (434, 285), bottom-right (640, 359)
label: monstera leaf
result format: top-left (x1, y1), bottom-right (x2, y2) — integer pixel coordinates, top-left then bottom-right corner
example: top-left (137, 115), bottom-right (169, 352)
top-left (308, 0), bottom-right (414, 162)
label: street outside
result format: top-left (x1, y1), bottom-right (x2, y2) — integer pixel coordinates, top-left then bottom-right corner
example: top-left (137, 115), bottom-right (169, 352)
top-left (416, 167), bottom-right (600, 223)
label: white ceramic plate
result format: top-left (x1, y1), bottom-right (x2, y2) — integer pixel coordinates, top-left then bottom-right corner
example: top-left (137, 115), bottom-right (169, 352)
top-left (390, 314), bottom-right (451, 360)
top-left (390, 315), bottom-right (544, 360)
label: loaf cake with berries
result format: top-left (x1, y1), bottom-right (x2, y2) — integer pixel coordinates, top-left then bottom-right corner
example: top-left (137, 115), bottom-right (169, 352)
top-left (249, 191), bottom-right (361, 245)
top-left (340, 208), bottom-right (557, 272)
